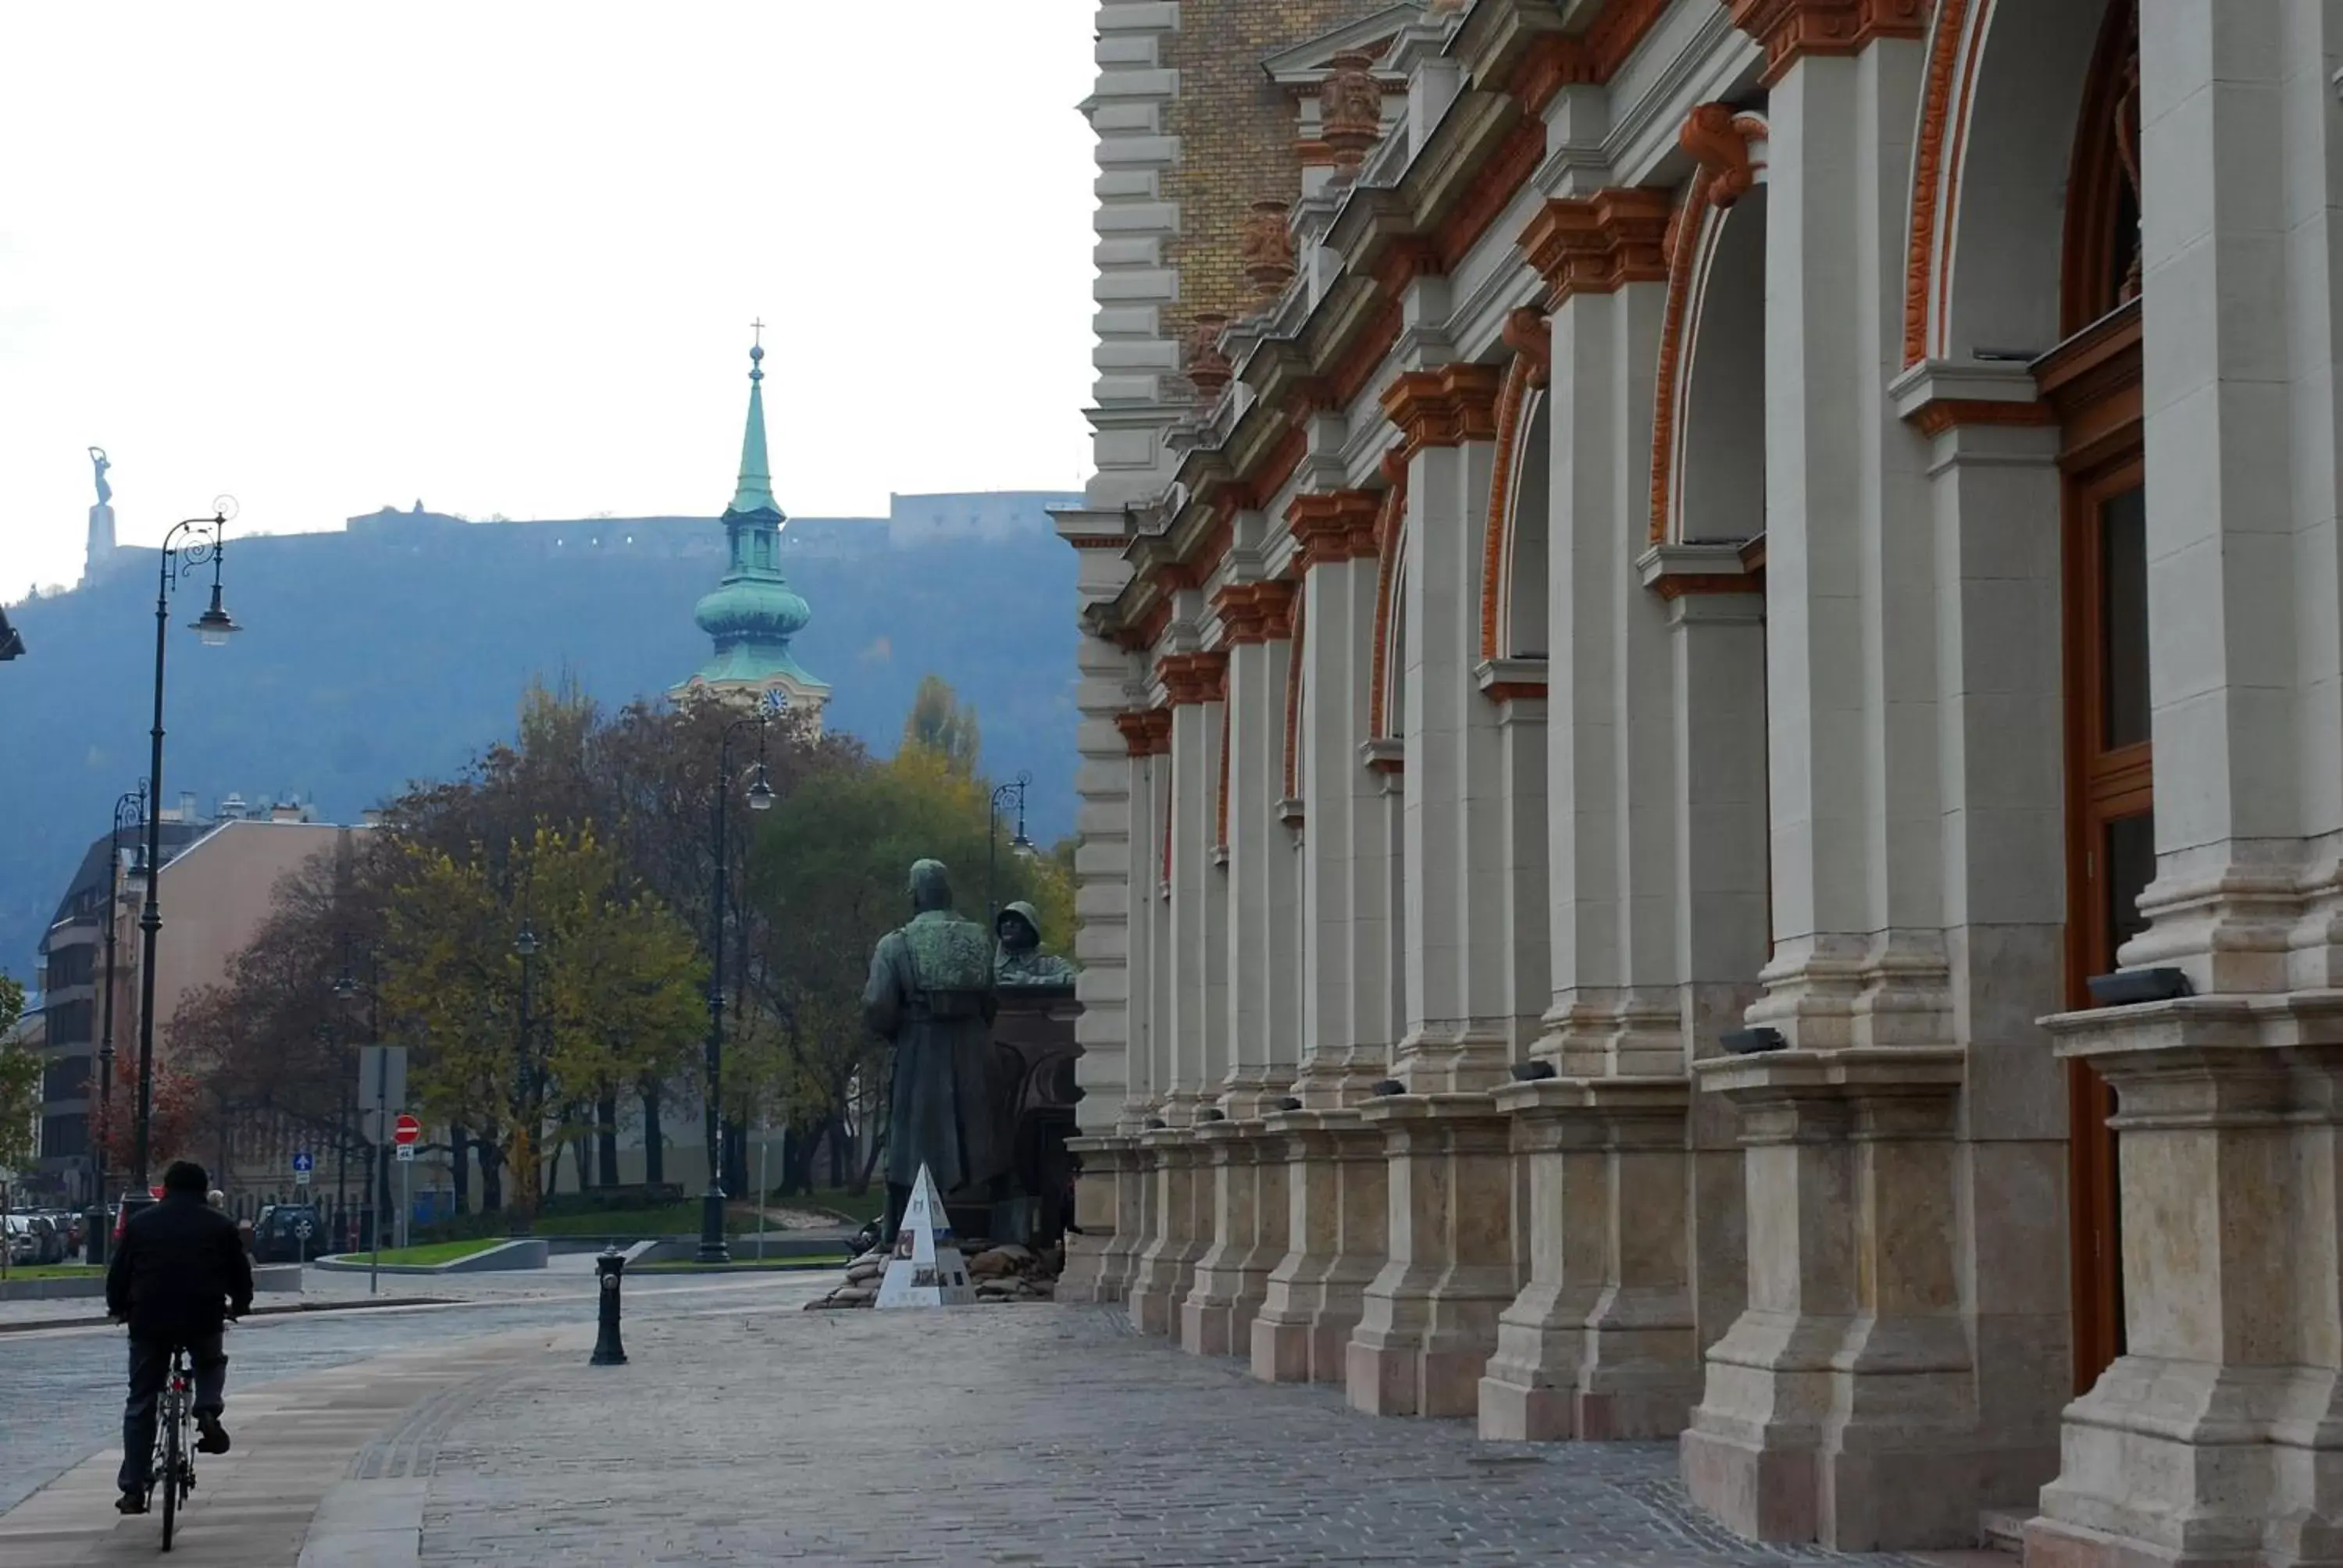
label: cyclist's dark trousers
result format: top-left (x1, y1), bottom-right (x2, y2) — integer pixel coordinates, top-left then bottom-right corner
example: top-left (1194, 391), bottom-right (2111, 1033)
top-left (118, 1333), bottom-right (225, 1491)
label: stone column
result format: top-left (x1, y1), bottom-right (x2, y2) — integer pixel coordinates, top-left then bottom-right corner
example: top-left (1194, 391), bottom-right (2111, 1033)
top-left (1657, 571), bottom-right (1767, 1375)
top-left (2026, 6), bottom-right (2343, 1564)
top-left (1254, 492), bottom-right (1396, 1382)
top-left (1679, 23), bottom-right (2013, 1551)
top-left (1349, 365), bottom-right (1517, 1418)
top-left (1482, 191), bottom-right (1692, 1441)
top-left (1127, 656), bottom-right (1222, 1335)
top-left (1214, 579), bottom-right (1300, 1118)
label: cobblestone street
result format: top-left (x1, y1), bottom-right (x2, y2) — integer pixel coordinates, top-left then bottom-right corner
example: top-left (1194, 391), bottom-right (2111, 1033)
top-left (2, 1284), bottom-right (2008, 1566)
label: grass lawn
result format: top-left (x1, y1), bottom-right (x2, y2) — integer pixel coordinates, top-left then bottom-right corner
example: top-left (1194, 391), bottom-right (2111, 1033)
top-left (0, 1263), bottom-right (102, 1281)
top-left (529, 1203), bottom-right (761, 1238)
top-left (351, 1238), bottom-right (510, 1267)
top-left (794, 1188), bottom-right (885, 1225)
top-left (635, 1253), bottom-right (847, 1274)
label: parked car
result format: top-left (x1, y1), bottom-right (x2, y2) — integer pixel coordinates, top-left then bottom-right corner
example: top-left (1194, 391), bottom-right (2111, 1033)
top-left (0, 1215), bottom-right (48, 1266)
top-left (251, 1203), bottom-right (323, 1263)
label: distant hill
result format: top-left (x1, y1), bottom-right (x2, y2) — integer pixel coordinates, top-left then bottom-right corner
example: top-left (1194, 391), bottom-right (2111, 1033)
top-left (0, 492), bottom-right (1084, 975)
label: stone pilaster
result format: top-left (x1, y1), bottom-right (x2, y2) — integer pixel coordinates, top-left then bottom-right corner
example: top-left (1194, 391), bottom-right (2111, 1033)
top-left (1061, 1133), bottom-right (1136, 1303)
top-left (1480, 1075), bottom-right (1698, 1441)
top-left (1127, 1126), bottom-right (1201, 1337)
top-left (1252, 1108), bottom-right (1386, 1384)
top-left (1346, 1093), bottom-right (1514, 1417)
top-left (1179, 1118), bottom-right (1257, 1355)
top-left (1160, 651), bottom-right (1229, 1124)
top-left (1216, 579), bottom-right (1300, 1119)
top-left (1288, 491), bottom-right (1396, 1107)
top-left (1387, 363), bottom-right (1513, 1094)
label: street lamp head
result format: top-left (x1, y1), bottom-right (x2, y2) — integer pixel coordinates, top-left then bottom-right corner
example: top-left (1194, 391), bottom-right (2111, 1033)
top-left (1011, 830), bottom-right (1038, 861)
top-left (189, 584), bottom-right (241, 647)
top-left (746, 764), bottom-right (775, 812)
top-left (332, 967), bottom-right (357, 998)
top-left (514, 926), bottom-right (540, 959)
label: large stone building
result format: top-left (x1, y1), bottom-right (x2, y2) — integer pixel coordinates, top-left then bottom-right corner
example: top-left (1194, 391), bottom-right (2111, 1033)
top-left (1054, 1), bottom-right (2341, 1563)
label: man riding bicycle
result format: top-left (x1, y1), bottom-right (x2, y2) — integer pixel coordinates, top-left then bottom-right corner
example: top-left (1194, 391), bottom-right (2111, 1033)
top-left (105, 1160), bottom-right (252, 1514)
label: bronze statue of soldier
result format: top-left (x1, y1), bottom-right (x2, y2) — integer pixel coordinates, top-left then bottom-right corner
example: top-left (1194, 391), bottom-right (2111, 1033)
top-left (861, 859), bottom-right (1004, 1245)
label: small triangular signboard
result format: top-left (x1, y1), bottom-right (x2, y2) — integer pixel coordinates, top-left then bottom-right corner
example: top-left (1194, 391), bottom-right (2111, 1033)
top-left (875, 1163), bottom-right (975, 1309)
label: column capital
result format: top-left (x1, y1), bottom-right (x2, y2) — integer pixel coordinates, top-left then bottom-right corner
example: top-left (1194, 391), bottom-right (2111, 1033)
top-left (1381, 363), bottom-right (1505, 460)
top-left (1725, 0), bottom-right (1926, 87)
top-left (1515, 188), bottom-right (1671, 305)
top-left (1285, 490), bottom-right (1383, 570)
top-left (1157, 650), bottom-right (1229, 707)
top-left (1211, 580), bottom-right (1297, 647)
top-left (1115, 708), bottom-right (1174, 756)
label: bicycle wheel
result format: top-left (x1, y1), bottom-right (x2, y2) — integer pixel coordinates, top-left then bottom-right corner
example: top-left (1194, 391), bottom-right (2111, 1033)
top-left (159, 1388), bottom-right (180, 1552)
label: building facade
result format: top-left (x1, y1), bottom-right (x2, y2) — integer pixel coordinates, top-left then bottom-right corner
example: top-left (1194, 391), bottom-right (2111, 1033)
top-left (1056, 2), bottom-right (2343, 1563)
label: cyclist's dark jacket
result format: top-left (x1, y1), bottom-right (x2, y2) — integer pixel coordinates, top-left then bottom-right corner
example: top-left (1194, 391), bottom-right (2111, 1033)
top-left (105, 1194), bottom-right (254, 1338)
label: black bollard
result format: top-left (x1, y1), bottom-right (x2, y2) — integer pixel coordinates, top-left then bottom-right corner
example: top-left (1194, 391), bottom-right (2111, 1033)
top-left (590, 1246), bottom-right (629, 1366)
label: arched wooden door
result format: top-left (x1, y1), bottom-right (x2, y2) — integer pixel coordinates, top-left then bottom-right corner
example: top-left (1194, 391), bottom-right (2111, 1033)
top-left (2036, 0), bottom-right (2145, 1395)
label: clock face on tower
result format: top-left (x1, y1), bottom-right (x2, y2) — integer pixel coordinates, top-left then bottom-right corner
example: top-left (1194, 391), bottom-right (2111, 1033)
top-left (761, 689), bottom-right (790, 715)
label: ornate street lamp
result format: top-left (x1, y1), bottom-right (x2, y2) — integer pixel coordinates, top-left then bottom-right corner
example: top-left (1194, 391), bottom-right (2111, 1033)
top-left (87, 779), bottom-right (146, 1260)
top-left (698, 708), bottom-right (772, 1265)
top-left (132, 501), bottom-right (241, 1191)
top-left (986, 770), bottom-right (1037, 932)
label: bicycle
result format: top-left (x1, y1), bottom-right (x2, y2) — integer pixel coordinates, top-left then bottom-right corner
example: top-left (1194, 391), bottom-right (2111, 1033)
top-left (145, 1342), bottom-right (198, 1551)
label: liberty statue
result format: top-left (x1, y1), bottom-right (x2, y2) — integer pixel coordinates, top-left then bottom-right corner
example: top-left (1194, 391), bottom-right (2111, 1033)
top-left (89, 446), bottom-right (112, 507)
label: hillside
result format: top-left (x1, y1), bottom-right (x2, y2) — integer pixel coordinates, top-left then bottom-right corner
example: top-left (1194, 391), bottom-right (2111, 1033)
top-left (0, 498), bottom-right (1084, 975)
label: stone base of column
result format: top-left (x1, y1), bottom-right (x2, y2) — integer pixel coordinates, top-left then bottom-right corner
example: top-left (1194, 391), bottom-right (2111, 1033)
top-left (1126, 1131), bottom-right (1201, 1338)
top-left (1250, 1108), bottom-right (1386, 1384)
top-left (1179, 1121), bottom-right (1264, 1356)
top-left (2022, 1007), bottom-right (2343, 1568)
top-left (1061, 1135), bottom-right (1135, 1304)
top-left (1681, 1046), bottom-right (2034, 1552)
top-left (1346, 1093), bottom-right (1514, 1418)
top-left (1478, 1074), bottom-right (1697, 1442)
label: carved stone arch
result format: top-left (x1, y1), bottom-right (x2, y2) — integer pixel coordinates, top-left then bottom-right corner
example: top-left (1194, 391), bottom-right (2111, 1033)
top-left (1367, 474), bottom-right (1407, 743)
top-left (1652, 106), bottom-right (1770, 545)
top-left (1478, 306), bottom-right (1554, 664)
top-left (1902, 0), bottom-right (2107, 366)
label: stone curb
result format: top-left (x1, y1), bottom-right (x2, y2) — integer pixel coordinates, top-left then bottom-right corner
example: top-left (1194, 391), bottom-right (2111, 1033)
top-left (313, 1240), bottom-right (548, 1275)
top-left (0, 1294), bottom-right (460, 1335)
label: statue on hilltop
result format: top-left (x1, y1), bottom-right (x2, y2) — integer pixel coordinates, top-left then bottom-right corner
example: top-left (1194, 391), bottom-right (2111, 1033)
top-left (88, 446), bottom-right (112, 508)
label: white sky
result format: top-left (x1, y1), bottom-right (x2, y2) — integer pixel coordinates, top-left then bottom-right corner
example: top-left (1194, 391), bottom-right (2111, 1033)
top-left (0, 2), bottom-right (1100, 600)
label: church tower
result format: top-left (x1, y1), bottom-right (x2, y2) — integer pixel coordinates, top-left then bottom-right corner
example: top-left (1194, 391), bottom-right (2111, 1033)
top-left (672, 330), bottom-right (831, 727)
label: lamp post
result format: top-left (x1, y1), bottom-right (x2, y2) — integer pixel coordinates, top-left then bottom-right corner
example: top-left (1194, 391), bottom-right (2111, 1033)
top-left (89, 780), bottom-right (146, 1260)
top-left (986, 771), bottom-right (1038, 933)
top-left (699, 711), bottom-right (773, 1265)
top-left (331, 942), bottom-right (360, 1250)
top-left (512, 922), bottom-right (538, 1236)
top-left (132, 503), bottom-right (241, 1190)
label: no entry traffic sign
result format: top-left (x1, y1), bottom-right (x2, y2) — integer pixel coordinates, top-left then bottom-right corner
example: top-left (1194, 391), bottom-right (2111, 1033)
top-left (393, 1114), bottom-right (422, 1147)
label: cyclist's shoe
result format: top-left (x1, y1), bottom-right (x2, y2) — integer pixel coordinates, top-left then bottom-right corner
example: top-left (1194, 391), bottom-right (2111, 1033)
top-left (195, 1417), bottom-right (230, 1455)
top-left (116, 1488), bottom-right (149, 1515)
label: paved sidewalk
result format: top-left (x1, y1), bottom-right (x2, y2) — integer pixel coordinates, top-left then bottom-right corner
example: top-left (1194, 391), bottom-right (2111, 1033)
top-left (420, 1304), bottom-right (1984, 1568)
top-left (2, 1281), bottom-right (2014, 1566)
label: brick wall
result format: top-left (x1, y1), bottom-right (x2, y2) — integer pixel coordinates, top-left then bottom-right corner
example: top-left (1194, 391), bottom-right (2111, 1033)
top-left (1164, 0), bottom-right (1389, 354)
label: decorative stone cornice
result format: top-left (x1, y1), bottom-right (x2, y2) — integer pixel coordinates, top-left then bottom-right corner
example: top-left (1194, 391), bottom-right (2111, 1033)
top-left (1252, 579), bottom-right (1297, 641)
top-left (1157, 650), bottom-right (1229, 707)
top-left (1515, 188), bottom-right (1672, 305)
top-left (1726, 0), bottom-right (1928, 87)
top-left (1380, 363), bottom-right (1504, 460)
top-left (1285, 490), bottom-right (1383, 570)
top-left (1905, 398), bottom-right (2057, 438)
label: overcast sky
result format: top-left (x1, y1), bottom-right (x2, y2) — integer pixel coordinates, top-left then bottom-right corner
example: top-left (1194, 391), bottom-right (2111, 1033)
top-left (0, 3), bottom-right (1099, 600)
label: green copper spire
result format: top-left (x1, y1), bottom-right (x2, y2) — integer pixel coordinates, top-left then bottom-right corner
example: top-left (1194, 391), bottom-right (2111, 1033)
top-left (729, 327), bottom-right (780, 517)
top-left (684, 325), bottom-right (828, 705)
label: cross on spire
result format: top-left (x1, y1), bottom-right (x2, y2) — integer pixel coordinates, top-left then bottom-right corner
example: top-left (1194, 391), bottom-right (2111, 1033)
top-left (751, 317), bottom-right (766, 347)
